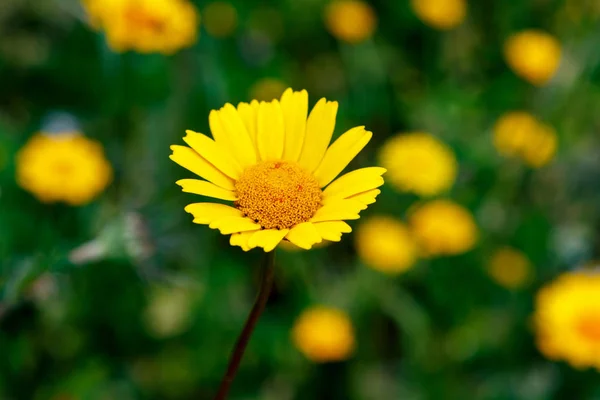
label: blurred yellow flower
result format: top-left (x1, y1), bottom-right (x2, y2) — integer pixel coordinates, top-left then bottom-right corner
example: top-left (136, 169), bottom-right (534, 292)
top-left (534, 271), bottom-right (600, 370)
top-left (408, 200), bottom-right (477, 256)
top-left (487, 247), bottom-right (532, 289)
top-left (292, 306), bottom-right (355, 362)
top-left (16, 132), bottom-right (112, 205)
top-left (203, 2), bottom-right (237, 38)
top-left (170, 88), bottom-right (385, 252)
top-left (249, 78), bottom-right (288, 102)
top-left (324, 0), bottom-right (377, 44)
top-left (504, 30), bottom-right (562, 86)
top-left (355, 216), bottom-right (417, 274)
top-left (411, 0), bottom-right (466, 30)
top-left (82, 0), bottom-right (199, 54)
top-left (493, 111), bottom-right (557, 168)
top-left (379, 132), bottom-right (457, 197)
top-left (143, 287), bottom-right (194, 338)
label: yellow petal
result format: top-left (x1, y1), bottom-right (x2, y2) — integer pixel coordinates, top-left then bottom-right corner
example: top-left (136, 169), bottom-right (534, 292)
top-left (297, 98), bottom-right (338, 172)
top-left (208, 110), bottom-right (229, 144)
top-left (285, 222), bottom-right (322, 249)
top-left (322, 167), bottom-right (386, 201)
top-left (248, 229), bottom-right (290, 252)
top-left (313, 126), bottom-right (373, 187)
top-left (230, 231), bottom-right (254, 251)
top-left (257, 100), bottom-right (285, 160)
top-left (184, 203), bottom-right (242, 224)
top-left (349, 189), bottom-right (381, 205)
top-left (281, 89), bottom-right (308, 161)
top-left (237, 100), bottom-right (260, 146)
top-left (169, 145), bottom-right (235, 190)
top-left (176, 179), bottom-right (238, 201)
top-left (183, 130), bottom-right (242, 179)
top-left (209, 216), bottom-right (262, 234)
top-left (217, 104), bottom-right (258, 168)
top-left (313, 221), bottom-right (352, 242)
top-left (310, 199), bottom-right (366, 223)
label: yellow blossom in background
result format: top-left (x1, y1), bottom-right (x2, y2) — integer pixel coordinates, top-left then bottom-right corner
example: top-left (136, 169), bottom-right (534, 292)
top-left (16, 132), bottom-right (112, 205)
top-left (411, 0), bottom-right (466, 30)
top-left (534, 271), bottom-right (600, 370)
top-left (324, 0), bottom-right (377, 44)
top-left (408, 200), bottom-right (477, 256)
top-left (82, 0), bottom-right (199, 54)
top-left (143, 287), bottom-right (195, 338)
top-left (487, 247), bottom-right (532, 289)
top-left (355, 216), bottom-right (417, 274)
top-left (170, 88), bottom-right (385, 252)
top-left (493, 111), bottom-right (557, 168)
top-left (292, 306), bottom-right (355, 362)
top-left (504, 30), bottom-right (562, 86)
top-left (203, 1), bottom-right (237, 38)
top-left (249, 78), bottom-right (288, 102)
top-left (379, 132), bottom-right (457, 197)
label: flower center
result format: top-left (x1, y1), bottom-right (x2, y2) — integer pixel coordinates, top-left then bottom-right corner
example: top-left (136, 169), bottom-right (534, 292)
top-left (235, 161), bottom-right (322, 230)
top-left (576, 313), bottom-right (600, 342)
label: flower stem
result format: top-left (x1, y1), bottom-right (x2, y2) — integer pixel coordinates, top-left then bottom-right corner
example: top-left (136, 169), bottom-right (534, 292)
top-left (214, 251), bottom-right (276, 400)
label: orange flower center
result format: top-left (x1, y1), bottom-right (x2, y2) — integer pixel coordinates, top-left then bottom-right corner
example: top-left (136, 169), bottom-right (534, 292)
top-left (576, 313), bottom-right (600, 342)
top-left (234, 161), bottom-right (322, 230)
top-left (124, 7), bottom-right (165, 33)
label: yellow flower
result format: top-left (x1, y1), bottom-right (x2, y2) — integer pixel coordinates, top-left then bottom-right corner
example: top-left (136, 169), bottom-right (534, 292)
top-left (408, 200), bottom-right (477, 256)
top-left (493, 111), bottom-right (557, 168)
top-left (487, 247), bottom-right (532, 289)
top-left (170, 89), bottom-right (385, 252)
top-left (504, 30), bottom-right (562, 86)
top-left (16, 132), bottom-right (112, 205)
top-left (324, 0), bottom-right (377, 44)
top-left (202, 1), bottom-right (237, 38)
top-left (292, 306), bottom-right (355, 362)
top-left (411, 0), bottom-right (466, 30)
top-left (249, 78), bottom-right (288, 102)
top-left (82, 0), bottom-right (199, 54)
top-left (355, 216), bottom-right (417, 274)
top-left (143, 286), bottom-right (194, 339)
top-left (379, 132), bottom-right (457, 197)
top-left (534, 271), bottom-right (600, 370)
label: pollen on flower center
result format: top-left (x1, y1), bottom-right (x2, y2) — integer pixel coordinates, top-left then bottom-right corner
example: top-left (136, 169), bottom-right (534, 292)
top-left (235, 161), bottom-right (322, 230)
top-left (576, 314), bottom-right (600, 342)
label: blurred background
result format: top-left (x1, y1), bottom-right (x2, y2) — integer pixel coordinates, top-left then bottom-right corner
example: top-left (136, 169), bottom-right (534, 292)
top-left (1, 0), bottom-right (600, 399)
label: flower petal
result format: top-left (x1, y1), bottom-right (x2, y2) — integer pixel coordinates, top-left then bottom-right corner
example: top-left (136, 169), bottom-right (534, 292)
top-left (184, 203), bottom-right (242, 224)
top-left (248, 229), bottom-right (289, 252)
top-left (237, 100), bottom-right (260, 147)
top-left (176, 179), bottom-right (238, 201)
top-left (183, 130), bottom-right (242, 179)
top-left (313, 126), bottom-right (373, 187)
top-left (257, 100), bottom-right (285, 161)
top-left (285, 222), bottom-right (322, 249)
top-left (281, 89), bottom-right (308, 162)
top-left (208, 110), bottom-right (229, 144)
top-left (348, 189), bottom-right (381, 205)
top-left (313, 221), bottom-right (352, 242)
top-left (217, 104), bottom-right (258, 168)
top-left (209, 216), bottom-right (262, 234)
top-left (310, 199), bottom-right (366, 223)
top-left (230, 231), bottom-right (254, 251)
top-left (169, 145), bottom-right (235, 190)
top-left (297, 98), bottom-right (338, 172)
top-left (322, 167), bottom-right (386, 201)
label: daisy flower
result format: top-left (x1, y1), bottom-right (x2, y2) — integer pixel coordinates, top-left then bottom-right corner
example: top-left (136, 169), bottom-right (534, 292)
top-left (170, 89), bottom-right (385, 252)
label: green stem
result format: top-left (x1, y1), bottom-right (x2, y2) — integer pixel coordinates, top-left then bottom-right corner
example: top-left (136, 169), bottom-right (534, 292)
top-left (214, 251), bottom-right (276, 400)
